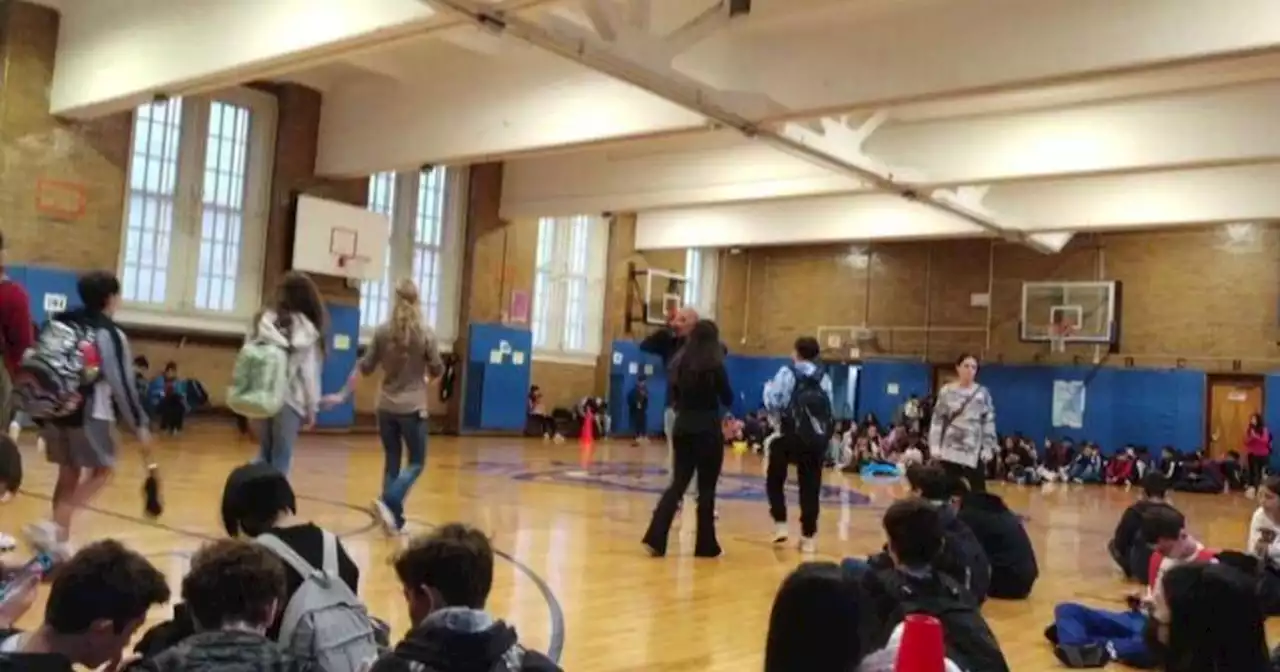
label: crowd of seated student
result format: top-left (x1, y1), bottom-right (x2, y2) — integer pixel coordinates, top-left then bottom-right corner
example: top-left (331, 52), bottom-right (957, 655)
top-left (0, 464), bottom-right (561, 672)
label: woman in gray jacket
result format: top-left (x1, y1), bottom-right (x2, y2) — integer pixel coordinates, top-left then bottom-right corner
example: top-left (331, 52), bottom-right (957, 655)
top-left (928, 354), bottom-right (997, 492)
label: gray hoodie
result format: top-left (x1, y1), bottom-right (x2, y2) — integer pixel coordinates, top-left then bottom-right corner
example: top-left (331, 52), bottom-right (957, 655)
top-left (253, 310), bottom-right (322, 420)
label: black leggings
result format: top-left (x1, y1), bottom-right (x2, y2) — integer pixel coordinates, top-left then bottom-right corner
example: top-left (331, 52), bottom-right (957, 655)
top-left (942, 459), bottom-right (987, 493)
top-left (1249, 454), bottom-right (1269, 488)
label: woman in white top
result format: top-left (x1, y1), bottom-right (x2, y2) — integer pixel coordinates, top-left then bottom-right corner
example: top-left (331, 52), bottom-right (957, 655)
top-left (250, 271), bottom-right (326, 477)
top-left (928, 353), bottom-right (997, 492)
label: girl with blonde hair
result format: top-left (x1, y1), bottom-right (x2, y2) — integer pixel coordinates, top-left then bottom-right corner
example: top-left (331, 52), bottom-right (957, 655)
top-left (323, 278), bottom-right (444, 534)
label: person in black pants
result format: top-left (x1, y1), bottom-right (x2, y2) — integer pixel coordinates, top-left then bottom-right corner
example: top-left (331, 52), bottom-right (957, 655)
top-left (763, 336), bottom-right (834, 554)
top-left (628, 377), bottom-right (649, 445)
top-left (642, 319), bottom-right (732, 558)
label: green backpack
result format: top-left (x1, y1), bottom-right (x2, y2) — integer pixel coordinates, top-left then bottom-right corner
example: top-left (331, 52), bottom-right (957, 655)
top-left (226, 338), bottom-right (290, 419)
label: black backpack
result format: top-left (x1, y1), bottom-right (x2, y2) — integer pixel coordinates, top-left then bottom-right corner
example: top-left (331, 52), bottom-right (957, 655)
top-left (875, 569), bottom-right (1009, 672)
top-left (785, 367), bottom-right (833, 450)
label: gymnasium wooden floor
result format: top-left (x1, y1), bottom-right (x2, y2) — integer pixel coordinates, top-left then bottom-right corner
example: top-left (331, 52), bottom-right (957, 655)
top-left (4, 425), bottom-right (1272, 670)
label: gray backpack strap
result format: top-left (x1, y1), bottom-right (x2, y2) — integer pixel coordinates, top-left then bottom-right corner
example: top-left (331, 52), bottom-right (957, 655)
top-left (256, 533), bottom-right (320, 578)
top-left (321, 529), bottom-right (340, 577)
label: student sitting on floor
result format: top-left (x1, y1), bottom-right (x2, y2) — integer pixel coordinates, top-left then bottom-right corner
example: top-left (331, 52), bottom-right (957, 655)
top-left (954, 474), bottom-right (1038, 600)
top-left (1047, 505), bottom-right (1215, 668)
top-left (1003, 438), bottom-right (1041, 485)
top-left (148, 361), bottom-right (190, 436)
top-left (875, 464), bottom-right (991, 604)
top-left (1108, 473), bottom-right (1175, 584)
top-left (1067, 442), bottom-right (1104, 483)
top-left (1171, 449), bottom-right (1225, 494)
top-left (1039, 437), bottom-right (1074, 482)
top-left (1105, 446), bottom-right (1139, 485)
top-left (844, 499), bottom-right (1010, 672)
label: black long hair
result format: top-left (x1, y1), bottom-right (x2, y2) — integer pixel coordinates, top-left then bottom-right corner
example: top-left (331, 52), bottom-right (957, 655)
top-left (221, 463), bottom-right (297, 538)
top-left (271, 271), bottom-right (328, 354)
top-left (1155, 562), bottom-right (1270, 672)
top-left (670, 319), bottom-right (723, 381)
top-left (764, 562), bottom-right (864, 672)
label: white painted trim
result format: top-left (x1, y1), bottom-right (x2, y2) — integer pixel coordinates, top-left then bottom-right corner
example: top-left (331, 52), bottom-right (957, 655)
top-left (532, 350), bottom-right (599, 366)
top-left (115, 307), bottom-right (248, 337)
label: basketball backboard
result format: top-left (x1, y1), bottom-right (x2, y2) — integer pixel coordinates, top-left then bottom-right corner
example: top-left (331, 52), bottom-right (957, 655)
top-left (1020, 281), bottom-right (1119, 346)
top-left (643, 269), bottom-right (686, 326)
top-left (292, 195), bottom-right (388, 281)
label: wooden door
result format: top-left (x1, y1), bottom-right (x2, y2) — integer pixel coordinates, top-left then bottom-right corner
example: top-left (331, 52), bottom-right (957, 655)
top-left (1208, 377), bottom-right (1264, 460)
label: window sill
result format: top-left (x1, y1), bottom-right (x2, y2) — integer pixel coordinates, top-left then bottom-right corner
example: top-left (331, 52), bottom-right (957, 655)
top-left (114, 308), bottom-right (249, 347)
top-left (356, 330), bottom-right (454, 354)
top-left (532, 351), bottom-right (599, 367)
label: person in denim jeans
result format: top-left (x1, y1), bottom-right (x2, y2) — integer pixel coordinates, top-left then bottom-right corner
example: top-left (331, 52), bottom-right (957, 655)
top-left (251, 272), bottom-right (326, 478)
top-left (325, 279), bottom-right (444, 535)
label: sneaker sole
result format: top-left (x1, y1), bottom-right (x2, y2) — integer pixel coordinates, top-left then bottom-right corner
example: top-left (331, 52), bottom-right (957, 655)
top-left (371, 500), bottom-right (398, 535)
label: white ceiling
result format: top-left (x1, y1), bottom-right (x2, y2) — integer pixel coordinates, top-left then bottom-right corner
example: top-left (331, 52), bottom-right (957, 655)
top-left (43, 0), bottom-right (1280, 249)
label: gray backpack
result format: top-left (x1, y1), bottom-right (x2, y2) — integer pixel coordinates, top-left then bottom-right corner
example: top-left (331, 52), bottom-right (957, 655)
top-left (256, 531), bottom-right (380, 672)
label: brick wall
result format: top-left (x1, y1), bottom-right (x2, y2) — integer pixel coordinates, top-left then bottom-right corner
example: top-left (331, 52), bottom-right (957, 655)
top-left (718, 225), bottom-right (1280, 372)
top-left (0, 2), bottom-right (129, 272)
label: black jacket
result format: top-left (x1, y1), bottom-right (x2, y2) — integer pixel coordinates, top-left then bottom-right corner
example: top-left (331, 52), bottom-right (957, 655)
top-left (957, 492), bottom-right (1038, 600)
top-left (369, 609), bottom-right (559, 672)
top-left (1113, 500), bottom-right (1173, 559)
top-left (933, 504), bottom-right (991, 604)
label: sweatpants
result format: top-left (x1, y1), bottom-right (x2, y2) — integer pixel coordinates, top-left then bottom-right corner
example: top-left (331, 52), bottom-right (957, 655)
top-left (1052, 603), bottom-right (1153, 668)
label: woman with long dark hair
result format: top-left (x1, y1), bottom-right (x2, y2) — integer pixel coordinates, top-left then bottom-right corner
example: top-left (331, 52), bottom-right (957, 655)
top-left (250, 271), bottom-right (327, 476)
top-left (929, 353), bottom-right (997, 492)
top-left (641, 319), bottom-right (732, 558)
top-left (1245, 413), bottom-right (1271, 497)
top-left (1150, 562), bottom-right (1271, 671)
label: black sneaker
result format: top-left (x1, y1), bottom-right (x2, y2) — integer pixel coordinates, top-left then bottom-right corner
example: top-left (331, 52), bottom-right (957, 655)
top-left (1053, 643), bottom-right (1111, 668)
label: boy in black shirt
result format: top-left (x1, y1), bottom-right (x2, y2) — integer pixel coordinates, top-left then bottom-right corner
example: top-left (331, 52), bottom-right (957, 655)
top-left (1109, 473), bottom-right (1174, 582)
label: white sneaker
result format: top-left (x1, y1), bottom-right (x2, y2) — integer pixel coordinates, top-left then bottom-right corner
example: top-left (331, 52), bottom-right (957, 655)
top-left (0, 532), bottom-right (15, 553)
top-left (1247, 487), bottom-right (1257, 498)
top-left (36, 437), bottom-right (45, 454)
top-left (371, 499), bottom-right (399, 535)
top-left (6, 422), bottom-right (18, 444)
top-left (23, 521), bottom-right (61, 555)
top-left (799, 536), bottom-right (817, 554)
top-left (772, 523), bottom-right (789, 545)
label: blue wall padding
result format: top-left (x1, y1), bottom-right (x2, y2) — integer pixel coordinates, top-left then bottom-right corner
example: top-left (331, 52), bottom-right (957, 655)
top-left (607, 340), bottom-right (668, 435)
top-left (12, 265), bottom-right (83, 324)
top-left (1265, 375), bottom-right (1280, 470)
top-left (314, 303), bottom-right (359, 428)
top-left (855, 360), bottom-right (931, 426)
top-left (462, 324), bottom-right (531, 432)
top-left (973, 365), bottom-right (1205, 456)
top-left (724, 354), bottom-right (791, 416)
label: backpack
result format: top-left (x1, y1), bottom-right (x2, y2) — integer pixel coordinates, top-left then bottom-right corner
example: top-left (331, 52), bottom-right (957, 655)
top-left (14, 319), bottom-right (102, 420)
top-left (226, 338), bottom-right (290, 420)
top-left (785, 367), bottom-right (833, 450)
top-left (255, 531), bottom-right (380, 672)
top-left (875, 569), bottom-right (1010, 672)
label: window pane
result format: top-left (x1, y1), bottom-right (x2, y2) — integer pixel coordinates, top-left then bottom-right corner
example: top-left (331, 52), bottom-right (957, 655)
top-left (360, 172), bottom-right (396, 329)
top-left (532, 271), bottom-right (551, 349)
top-left (193, 101), bottom-right (251, 313)
top-left (412, 170), bottom-right (447, 328)
top-left (684, 249), bottom-right (702, 308)
top-left (122, 99), bottom-right (183, 305)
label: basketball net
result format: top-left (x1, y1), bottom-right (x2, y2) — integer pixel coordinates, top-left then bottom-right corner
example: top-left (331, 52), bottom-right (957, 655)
top-left (1049, 323), bottom-right (1073, 354)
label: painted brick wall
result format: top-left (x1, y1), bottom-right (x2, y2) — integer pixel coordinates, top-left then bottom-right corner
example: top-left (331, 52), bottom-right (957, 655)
top-left (718, 225), bottom-right (1280, 372)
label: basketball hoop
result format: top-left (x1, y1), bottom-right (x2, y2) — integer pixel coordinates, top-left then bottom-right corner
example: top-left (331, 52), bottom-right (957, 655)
top-left (336, 254), bottom-right (370, 281)
top-left (1049, 323), bottom-right (1074, 353)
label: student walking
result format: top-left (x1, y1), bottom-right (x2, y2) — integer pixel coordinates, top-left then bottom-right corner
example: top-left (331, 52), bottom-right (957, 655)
top-left (23, 271), bottom-right (154, 560)
top-left (929, 353), bottom-right (997, 493)
top-left (324, 279), bottom-right (444, 534)
top-left (763, 336), bottom-right (834, 554)
top-left (642, 319), bottom-right (732, 558)
top-left (249, 272), bottom-right (326, 477)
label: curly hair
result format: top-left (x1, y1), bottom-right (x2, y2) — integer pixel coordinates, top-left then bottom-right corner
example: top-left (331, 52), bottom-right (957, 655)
top-left (44, 539), bottom-right (170, 634)
top-left (183, 539), bottom-right (286, 629)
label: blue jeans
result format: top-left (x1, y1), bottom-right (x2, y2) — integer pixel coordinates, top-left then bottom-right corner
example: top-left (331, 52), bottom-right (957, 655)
top-left (1053, 603), bottom-right (1152, 666)
top-left (378, 411), bottom-right (427, 527)
top-left (255, 407), bottom-right (303, 476)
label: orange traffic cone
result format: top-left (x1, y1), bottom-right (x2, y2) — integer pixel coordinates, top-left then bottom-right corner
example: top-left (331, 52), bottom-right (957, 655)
top-left (580, 408), bottom-right (595, 466)
top-left (895, 614), bottom-right (945, 672)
